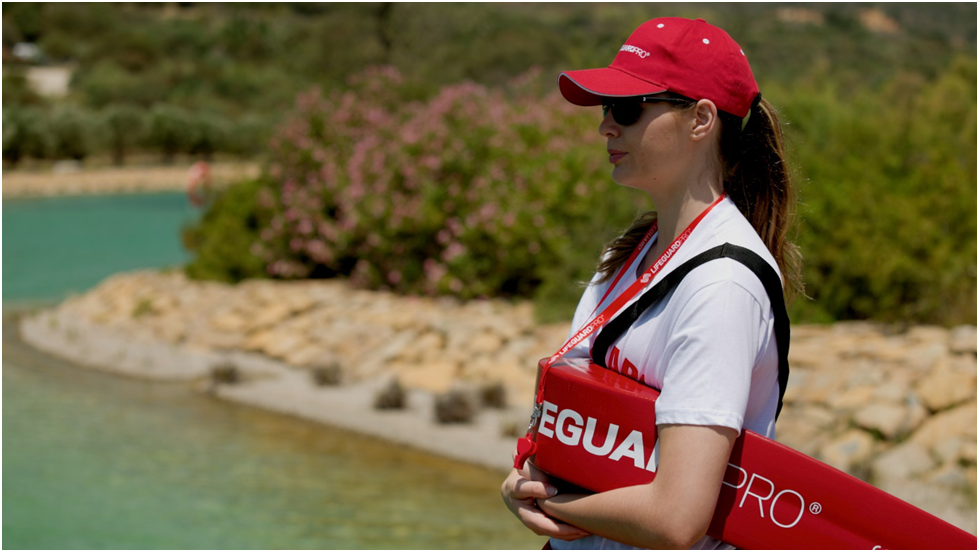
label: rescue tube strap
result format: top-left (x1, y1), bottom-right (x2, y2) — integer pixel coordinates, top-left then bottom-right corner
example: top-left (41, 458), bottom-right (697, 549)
top-left (590, 243), bottom-right (790, 420)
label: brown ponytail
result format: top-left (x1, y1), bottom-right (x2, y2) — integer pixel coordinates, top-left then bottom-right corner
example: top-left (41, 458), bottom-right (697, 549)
top-left (595, 96), bottom-right (803, 301)
top-left (721, 96), bottom-right (803, 300)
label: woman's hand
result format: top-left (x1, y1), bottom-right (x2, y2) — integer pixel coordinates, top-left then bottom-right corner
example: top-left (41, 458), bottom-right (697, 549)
top-left (501, 461), bottom-right (591, 541)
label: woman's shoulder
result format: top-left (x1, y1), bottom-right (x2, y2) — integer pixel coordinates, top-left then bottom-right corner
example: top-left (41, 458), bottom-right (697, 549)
top-left (669, 205), bottom-right (781, 310)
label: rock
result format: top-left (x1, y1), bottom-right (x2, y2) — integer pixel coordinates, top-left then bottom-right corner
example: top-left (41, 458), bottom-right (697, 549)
top-left (373, 378), bottom-right (406, 410)
top-left (252, 329), bottom-right (307, 360)
top-left (399, 360), bottom-right (459, 393)
top-left (853, 403), bottom-right (909, 439)
top-left (915, 360), bottom-right (976, 412)
top-left (434, 384), bottom-right (479, 424)
top-left (931, 436), bottom-right (968, 465)
top-left (948, 325), bottom-right (977, 355)
top-left (311, 363), bottom-right (343, 386)
top-left (787, 341), bottom-right (830, 368)
top-left (871, 442), bottom-right (935, 483)
top-left (905, 325), bottom-right (949, 346)
top-left (903, 343), bottom-right (947, 373)
top-left (827, 385), bottom-right (876, 411)
top-left (873, 379), bottom-right (911, 403)
top-left (283, 343), bottom-right (326, 366)
top-left (948, 354), bottom-right (977, 377)
top-left (479, 381), bottom-right (507, 409)
top-left (909, 400), bottom-right (977, 453)
top-left (210, 361), bottom-right (240, 385)
top-left (784, 367), bottom-right (848, 406)
top-left (248, 303), bottom-right (295, 331)
top-left (798, 404), bottom-right (839, 429)
top-left (190, 329), bottom-right (246, 350)
top-left (925, 463), bottom-right (972, 491)
top-left (774, 406), bottom-right (832, 457)
top-left (467, 332), bottom-right (505, 356)
top-left (903, 395), bottom-right (929, 435)
top-left (960, 441), bottom-right (977, 464)
top-left (819, 429), bottom-right (875, 476)
top-left (399, 331), bottom-right (445, 363)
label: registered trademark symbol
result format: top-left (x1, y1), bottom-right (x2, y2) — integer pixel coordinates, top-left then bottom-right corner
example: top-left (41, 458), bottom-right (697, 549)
top-left (809, 502), bottom-right (823, 515)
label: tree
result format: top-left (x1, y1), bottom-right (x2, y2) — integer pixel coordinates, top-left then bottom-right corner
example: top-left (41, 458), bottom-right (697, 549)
top-left (102, 104), bottom-right (145, 165)
top-left (147, 104), bottom-right (191, 164)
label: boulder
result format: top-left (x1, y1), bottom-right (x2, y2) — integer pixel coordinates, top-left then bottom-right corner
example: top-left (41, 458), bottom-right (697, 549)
top-left (398, 360), bottom-right (459, 393)
top-left (853, 403), bottom-right (908, 439)
top-left (827, 385), bottom-right (876, 411)
top-left (247, 303), bottom-right (295, 331)
top-left (210, 310), bottom-right (248, 332)
top-left (960, 441), bottom-right (977, 464)
top-left (871, 441), bottom-right (935, 483)
top-left (909, 400), bottom-right (977, 452)
top-left (925, 462), bottom-right (972, 491)
top-left (283, 343), bottom-right (327, 367)
top-left (902, 343), bottom-right (947, 373)
top-left (948, 354), bottom-right (977, 377)
top-left (930, 436), bottom-right (968, 466)
top-left (819, 429), bottom-right (875, 475)
top-left (948, 325), bottom-right (977, 355)
top-left (467, 332), bottom-right (505, 356)
top-left (904, 325), bottom-right (949, 346)
top-left (915, 361), bottom-right (976, 412)
top-left (434, 384), bottom-right (479, 424)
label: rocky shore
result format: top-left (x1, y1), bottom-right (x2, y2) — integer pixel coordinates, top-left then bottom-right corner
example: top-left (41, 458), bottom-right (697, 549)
top-left (19, 270), bottom-right (977, 534)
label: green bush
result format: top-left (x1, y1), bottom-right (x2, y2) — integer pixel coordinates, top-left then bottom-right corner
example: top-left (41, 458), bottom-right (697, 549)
top-left (781, 56), bottom-right (977, 325)
top-left (185, 60), bottom-right (977, 327)
top-left (183, 178), bottom-right (269, 283)
top-left (185, 67), bottom-right (644, 316)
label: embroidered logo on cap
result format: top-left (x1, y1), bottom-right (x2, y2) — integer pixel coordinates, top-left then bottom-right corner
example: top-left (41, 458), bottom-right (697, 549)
top-left (619, 44), bottom-right (650, 59)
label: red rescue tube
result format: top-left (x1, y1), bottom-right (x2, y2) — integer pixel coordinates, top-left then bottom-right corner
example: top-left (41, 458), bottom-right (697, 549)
top-left (529, 358), bottom-right (977, 550)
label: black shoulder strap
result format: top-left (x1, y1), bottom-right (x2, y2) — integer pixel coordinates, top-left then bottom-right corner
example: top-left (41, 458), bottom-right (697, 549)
top-left (591, 243), bottom-right (791, 420)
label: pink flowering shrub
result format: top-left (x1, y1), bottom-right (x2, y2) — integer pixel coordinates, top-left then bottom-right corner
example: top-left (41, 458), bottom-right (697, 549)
top-left (241, 66), bottom-right (639, 301)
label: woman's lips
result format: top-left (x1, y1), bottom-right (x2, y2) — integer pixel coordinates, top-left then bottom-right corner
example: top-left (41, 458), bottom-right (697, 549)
top-left (608, 150), bottom-right (627, 164)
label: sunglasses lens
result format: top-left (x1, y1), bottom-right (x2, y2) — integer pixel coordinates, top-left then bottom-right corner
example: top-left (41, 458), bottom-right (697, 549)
top-left (602, 102), bottom-right (643, 126)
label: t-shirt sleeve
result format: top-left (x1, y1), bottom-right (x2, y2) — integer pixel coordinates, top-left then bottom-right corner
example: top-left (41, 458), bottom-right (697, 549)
top-left (653, 276), bottom-right (772, 433)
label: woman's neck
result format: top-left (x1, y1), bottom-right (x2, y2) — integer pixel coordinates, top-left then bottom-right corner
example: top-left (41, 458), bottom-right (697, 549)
top-left (638, 180), bottom-right (723, 275)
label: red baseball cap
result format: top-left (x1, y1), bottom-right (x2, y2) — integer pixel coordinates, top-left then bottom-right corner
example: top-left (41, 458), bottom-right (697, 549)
top-left (558, 17), bottom-right (759, 118)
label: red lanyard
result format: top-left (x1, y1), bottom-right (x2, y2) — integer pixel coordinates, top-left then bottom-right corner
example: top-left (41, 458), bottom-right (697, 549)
top-left (515, 195), bottom-right (727, 469)
top-left (538, 193), bottom-right (726, 404)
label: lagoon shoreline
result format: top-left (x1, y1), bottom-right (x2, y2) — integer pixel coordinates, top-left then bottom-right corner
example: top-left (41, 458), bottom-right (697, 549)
top-left (16, 270), bottom-right (979, 535)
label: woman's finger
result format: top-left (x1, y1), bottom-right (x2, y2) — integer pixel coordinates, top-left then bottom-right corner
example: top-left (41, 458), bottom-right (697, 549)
top-left (512, 476), bottom-right (558, 500)
top-left (516, 504), bottom-right (590, 540)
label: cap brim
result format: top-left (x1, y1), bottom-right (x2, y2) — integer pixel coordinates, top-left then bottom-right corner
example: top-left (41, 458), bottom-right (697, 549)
top-left (559, 67), bottom-right (668, 106)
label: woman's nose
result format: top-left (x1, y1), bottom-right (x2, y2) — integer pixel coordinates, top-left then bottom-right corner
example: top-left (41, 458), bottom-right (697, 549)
top-left (599, 111), bottom-right (620, 137)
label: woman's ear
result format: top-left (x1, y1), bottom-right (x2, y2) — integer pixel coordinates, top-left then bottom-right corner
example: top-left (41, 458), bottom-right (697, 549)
top-left (689, 99), bottom-right (719, 142)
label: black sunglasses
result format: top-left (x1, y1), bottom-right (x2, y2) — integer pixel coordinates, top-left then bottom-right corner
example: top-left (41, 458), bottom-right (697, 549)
top-left (601, 96), bottom-right (692, 126)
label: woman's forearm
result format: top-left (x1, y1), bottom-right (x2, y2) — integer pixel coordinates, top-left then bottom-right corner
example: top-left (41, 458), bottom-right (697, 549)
top-left (537, 424), bottom-right (737, 549)
top-left (538, 484), bottom-right (706, 550)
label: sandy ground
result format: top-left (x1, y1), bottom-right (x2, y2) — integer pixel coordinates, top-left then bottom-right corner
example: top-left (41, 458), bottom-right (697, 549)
top-left (2, 162), bottom-right (260, 198)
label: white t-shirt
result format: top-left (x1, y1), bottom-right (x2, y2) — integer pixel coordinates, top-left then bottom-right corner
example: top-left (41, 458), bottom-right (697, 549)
top-left (550, 196), bottom-right (781, 551)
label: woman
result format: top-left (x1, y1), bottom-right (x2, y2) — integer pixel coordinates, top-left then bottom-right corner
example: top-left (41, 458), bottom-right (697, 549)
top-left (501, 17), bottom-right (802, 549)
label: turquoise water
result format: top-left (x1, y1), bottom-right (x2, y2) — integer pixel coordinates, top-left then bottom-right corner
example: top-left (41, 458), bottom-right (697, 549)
top-left (2, 193), bottom-right (540, 549)
top-left (2, 192), bottom-right (197, 302)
